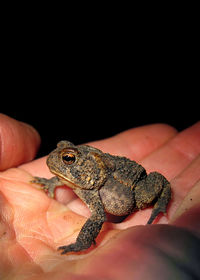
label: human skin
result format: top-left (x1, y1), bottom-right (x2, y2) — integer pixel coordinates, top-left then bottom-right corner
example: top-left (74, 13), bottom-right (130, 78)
top-left (0, 113), bottom-right (199, 279)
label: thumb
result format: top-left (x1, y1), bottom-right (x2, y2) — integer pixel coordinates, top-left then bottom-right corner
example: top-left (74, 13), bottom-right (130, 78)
top-left (0, 114), bottom-right (41, 170)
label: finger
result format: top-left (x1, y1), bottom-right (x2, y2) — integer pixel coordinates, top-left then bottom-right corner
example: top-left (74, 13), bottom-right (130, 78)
top-left (171, 180), bottom-right (200, 232)
top-left (171, 156), bottom-right (200, 203)
top-left (140, 122), bottom-right (200, 179)
top-left (91, 123), bottom-right (177, 161)
top-left (0, 114), bottom-right (41, 170)
top-left (173, 204), bottom-right (200, 237)
top-left (157, 156), bottom-right (200, 224)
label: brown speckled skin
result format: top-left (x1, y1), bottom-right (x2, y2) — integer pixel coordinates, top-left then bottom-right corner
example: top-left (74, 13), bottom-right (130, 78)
top-left (32, 141), bottom-right (171, 254)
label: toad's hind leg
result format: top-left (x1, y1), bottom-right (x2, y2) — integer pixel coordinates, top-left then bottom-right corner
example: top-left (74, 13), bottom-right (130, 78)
top-left (134, 172), bottom-right (171, 224)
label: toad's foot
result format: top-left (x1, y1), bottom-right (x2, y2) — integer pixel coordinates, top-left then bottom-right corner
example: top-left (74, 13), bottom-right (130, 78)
top-left (57, 218), bottom-right (104, 254)
top-left (58, 244), bottom-right (82, 255)
top-left (58, 241), bottom-right (95, 255)
top-left (31, 176), bottom-right (62, 198)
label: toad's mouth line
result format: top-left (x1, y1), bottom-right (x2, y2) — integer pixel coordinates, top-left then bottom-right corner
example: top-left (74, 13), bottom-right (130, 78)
top-left (51, 170), bottom-right (78, 189)
top-left (50, 169), bottom-right (96, 191)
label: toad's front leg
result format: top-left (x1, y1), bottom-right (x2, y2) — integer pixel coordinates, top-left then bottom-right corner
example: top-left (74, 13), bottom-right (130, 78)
top-left (31, 176), bottom-right (63, 198)
top-left (58, 189), bottom-right (106, 254)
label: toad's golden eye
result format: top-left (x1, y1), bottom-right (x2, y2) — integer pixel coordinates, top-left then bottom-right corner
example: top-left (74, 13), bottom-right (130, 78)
top-left (62, 153), bottom-right (76, 165)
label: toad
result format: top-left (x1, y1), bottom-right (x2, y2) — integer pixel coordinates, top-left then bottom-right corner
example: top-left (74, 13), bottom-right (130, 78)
top-left (32, 141), bottom-right (171, 254)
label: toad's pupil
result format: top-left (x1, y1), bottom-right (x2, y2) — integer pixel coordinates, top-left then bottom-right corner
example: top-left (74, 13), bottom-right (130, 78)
top-left (62, 154), bottom-right (75, 164)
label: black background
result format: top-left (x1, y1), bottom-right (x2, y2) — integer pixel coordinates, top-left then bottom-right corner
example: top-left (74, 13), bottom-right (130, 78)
top-left (2, 87), bottom-right (198, 158)
top-left (1, 13), bottom-right (199, 158)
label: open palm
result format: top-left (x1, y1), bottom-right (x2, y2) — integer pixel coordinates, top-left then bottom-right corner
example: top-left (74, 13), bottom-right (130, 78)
top-left (0, 114), bottom-right (200, 280)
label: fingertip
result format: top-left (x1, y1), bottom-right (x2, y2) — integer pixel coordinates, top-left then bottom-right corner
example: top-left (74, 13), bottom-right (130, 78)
top-left (0, 114), bottom-right (41, 170)
top-left (20, 121), bottom-right (41, 150)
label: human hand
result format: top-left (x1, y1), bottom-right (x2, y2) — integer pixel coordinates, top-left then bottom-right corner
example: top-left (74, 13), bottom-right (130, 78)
top-left (0, 114), bottom-right (199, 279)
